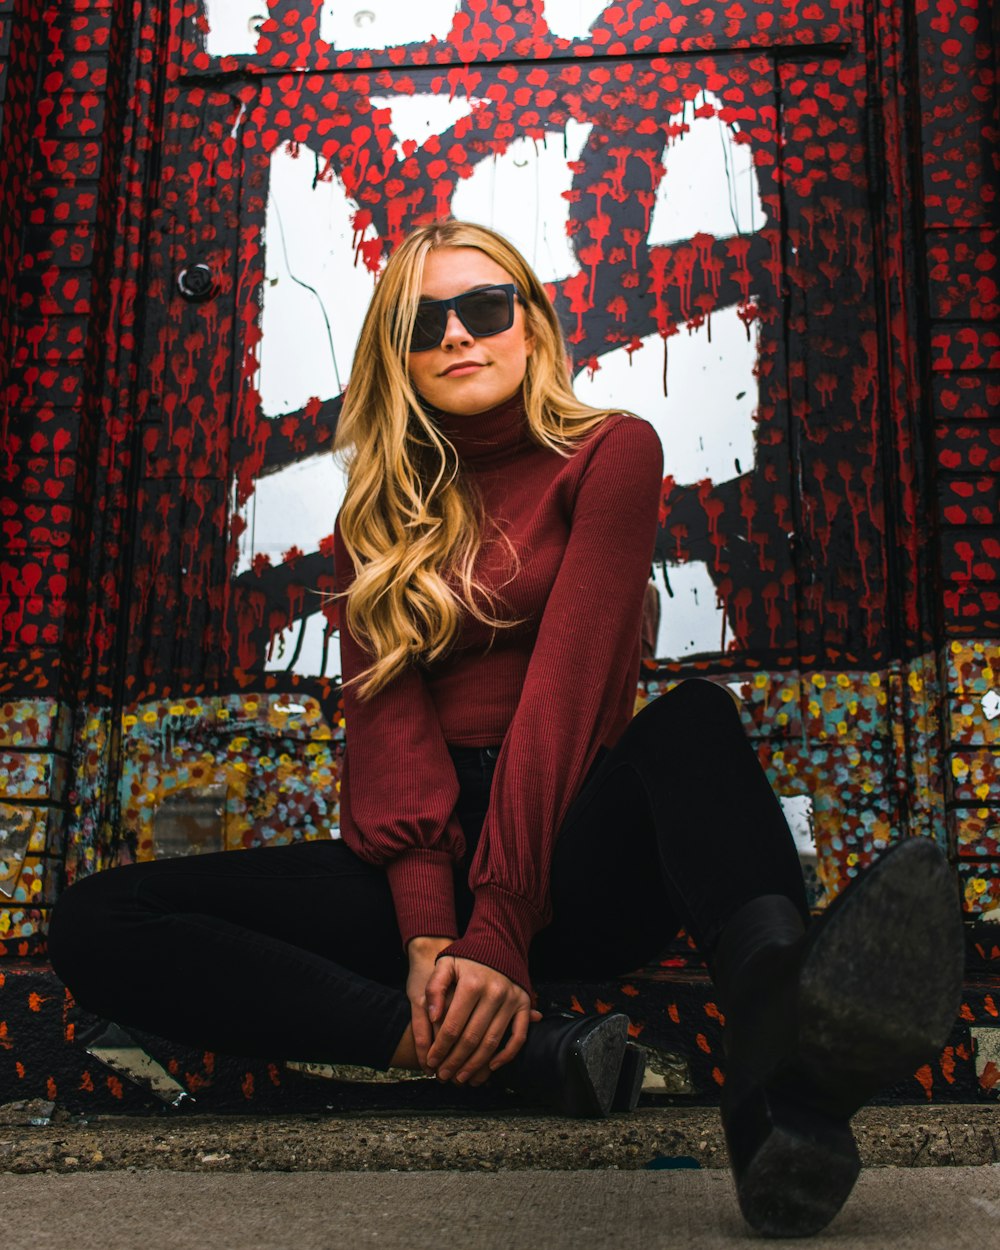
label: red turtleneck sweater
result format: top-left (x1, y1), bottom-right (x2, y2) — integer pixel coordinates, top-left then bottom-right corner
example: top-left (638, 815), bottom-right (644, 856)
top-left (333, 395), bottom-right (663, 993)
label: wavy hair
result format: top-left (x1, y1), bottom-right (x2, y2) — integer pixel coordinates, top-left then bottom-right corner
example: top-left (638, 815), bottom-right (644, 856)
top-left (334, 220), bottom-right (619, 700)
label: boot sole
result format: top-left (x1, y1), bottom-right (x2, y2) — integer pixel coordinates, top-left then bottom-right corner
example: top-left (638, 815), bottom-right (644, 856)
top-left (796, 837), bottom-right (964, 1100)
top-left (564, 1014), bottom-right (629, 1117)
top-left (729, 838), bottom-right (963, 1237)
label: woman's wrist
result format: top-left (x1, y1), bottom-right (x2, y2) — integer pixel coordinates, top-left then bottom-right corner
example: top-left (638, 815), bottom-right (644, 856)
top-left (408, 935), bottom-right (454, 957)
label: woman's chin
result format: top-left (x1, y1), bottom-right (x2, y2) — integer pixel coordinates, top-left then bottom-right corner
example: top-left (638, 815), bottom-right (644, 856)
top-left (430, 382), bottom-right (523, 417)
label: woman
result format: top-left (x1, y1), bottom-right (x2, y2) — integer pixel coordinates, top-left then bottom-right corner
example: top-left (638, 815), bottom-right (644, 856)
top-left (49, 221), bottom-right (964, 1238)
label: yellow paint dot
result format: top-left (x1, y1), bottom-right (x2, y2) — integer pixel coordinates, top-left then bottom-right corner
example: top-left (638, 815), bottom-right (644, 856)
top-left (808, 701), bottom-right (820, 717)
top-left (754, 673), bottom-right (767, 688)
top-left (870, 673), bottom-right (881, 687)
top-left (812, 674), bottom-right (827, 688)
top-left (780, 687), bottom-right (795, 702)
top-left (862, 782), bottom-right (874, 793)
top-left (848, 701), bottom-right (858, 715)
top-left (973, 878), bottom-right (987, 895)
top-left (258, 757), bottom-right (272, 769)
top-left (846, 853), bottom-right (859, 867)
top-left (279, 754), bottom-right (293, 766)
top-left (245, 702), bottom-right (259, 714)
top-left (952, 641), bottom-right (963, 653)
top-left (231, 737), bottom-right (249, 752)
top-left (306, 742), bottom-right (322, 755)
top-left (837, 722), bottom-right (848, 735)
top-left (30, 877), bottom-right (42, 894)
top-left (218, 709), bottom-right (230, 720)
top-left (908, 671), bottom-right (924, 694)
top-left (142, 710), bottom-right (157, 724)
top-left (837, 673), bottom-right (850, 688)
top-left (776, 712), bottom-right (788, 726)
top-left (975, 784), bottom-right (991, 801)
top-left (233, 761), bottom-right (249, 773)
top-left (952, 758), bottom-right (970, 779)
top-left (169, 705), bottom-right (185, 716)
top-left (122, 714), bottom-right (137, 728)
top-left (978, 808), bottom-right (990, 819)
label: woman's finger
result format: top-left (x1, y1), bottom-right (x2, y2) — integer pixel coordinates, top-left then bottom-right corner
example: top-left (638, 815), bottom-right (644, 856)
top-left (453, 1002), bottom-right (518, 1084)
top-left (488, 1003), bottom-right (532, 1071)
top-left (409, 1001), bottom-right (433, 1072)
top-left (426, 979), bottom-right (480, 1072)
top-left (435, 996), bottom-right (504, 1081)
top-left (424, 958), bottom-right (455, 1027)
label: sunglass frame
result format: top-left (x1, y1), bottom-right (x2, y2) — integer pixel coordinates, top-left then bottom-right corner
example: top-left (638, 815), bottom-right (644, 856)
top-left (409, 283), bottom-right (520, 352)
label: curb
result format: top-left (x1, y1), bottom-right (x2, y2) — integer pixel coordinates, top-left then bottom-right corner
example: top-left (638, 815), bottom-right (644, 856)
top-left (1, 1104), bottom-right (998, 1175)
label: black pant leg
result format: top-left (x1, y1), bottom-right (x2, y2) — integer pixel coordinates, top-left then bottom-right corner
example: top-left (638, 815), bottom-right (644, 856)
top-left (533, 679), bottom-right (809, 980)
top-left (48, 840), bottom-right (412, 1069)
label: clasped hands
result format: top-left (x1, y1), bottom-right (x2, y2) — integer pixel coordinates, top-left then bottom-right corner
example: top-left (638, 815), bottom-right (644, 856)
top-left (407, 936), bottom-right (541, 1086)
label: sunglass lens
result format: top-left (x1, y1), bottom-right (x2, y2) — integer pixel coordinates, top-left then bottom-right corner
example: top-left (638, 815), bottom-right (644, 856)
top-left (459, 288), bottom-right (513, 337)
top-left (411, 304), bottom-right (446, 351)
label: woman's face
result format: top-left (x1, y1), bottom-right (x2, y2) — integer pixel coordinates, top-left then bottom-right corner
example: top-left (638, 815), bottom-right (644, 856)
top-left (406, 246), bottom-right (534, 416)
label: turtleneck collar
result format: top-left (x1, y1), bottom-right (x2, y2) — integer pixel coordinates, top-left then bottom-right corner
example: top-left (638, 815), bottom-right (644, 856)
top-left (427, 389), bottom-right (532, 466)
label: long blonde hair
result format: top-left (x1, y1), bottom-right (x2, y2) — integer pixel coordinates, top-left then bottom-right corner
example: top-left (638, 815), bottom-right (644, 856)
top-left (334, 220), bottom-right (616, 700)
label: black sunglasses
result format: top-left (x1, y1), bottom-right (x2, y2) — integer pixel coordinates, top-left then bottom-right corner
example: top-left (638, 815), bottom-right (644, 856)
top-left (409, 283), bottom-right (521, 352)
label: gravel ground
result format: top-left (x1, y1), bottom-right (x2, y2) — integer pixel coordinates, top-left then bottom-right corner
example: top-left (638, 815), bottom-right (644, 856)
top-left (0, 1102), bottom-right (998, 1174)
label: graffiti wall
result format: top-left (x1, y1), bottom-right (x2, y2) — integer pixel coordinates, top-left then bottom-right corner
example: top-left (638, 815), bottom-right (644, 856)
top-left (0, 0), bottom-right (998, 1103)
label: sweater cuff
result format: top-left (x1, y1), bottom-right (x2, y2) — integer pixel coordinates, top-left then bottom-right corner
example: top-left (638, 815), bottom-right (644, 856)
top-left (439, 885), bottom-right (543, 996)
top-left (385, 849), bottom-right (459, 948)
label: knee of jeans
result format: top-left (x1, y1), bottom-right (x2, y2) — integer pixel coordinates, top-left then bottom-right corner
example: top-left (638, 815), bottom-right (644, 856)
top-left (654, 677), bottom-right (741, 726)
top-left (47, 871), bottom-right (121, 990)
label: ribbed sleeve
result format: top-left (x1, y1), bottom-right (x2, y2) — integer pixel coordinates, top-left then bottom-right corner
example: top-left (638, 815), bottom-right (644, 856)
top-left (439, 416), bottom-right (663, 992)
top-left (334, 521), bottom-right (463, 947)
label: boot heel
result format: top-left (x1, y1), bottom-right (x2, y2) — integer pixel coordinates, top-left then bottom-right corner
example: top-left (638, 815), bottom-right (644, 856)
top-left (566, 1014), bottom-right (629, 1117)
top-left (611, 1041), bottom-right (646, 1112)
top-left (725, 1084), bottom-right (861, 1238)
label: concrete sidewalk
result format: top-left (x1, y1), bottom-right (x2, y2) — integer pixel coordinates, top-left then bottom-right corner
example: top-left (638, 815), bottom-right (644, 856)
top-left (3, 1168), bottom-right (1000, 1250)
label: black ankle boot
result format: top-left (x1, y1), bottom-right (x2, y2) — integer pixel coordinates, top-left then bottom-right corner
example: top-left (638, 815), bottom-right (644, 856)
top-left (714, 839), bottom-right (964, 1238)
top-left (500, 1011), bottom-right (630, 1117)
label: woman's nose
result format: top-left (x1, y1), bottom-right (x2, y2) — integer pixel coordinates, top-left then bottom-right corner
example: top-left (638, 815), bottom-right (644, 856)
top-left (441, 308), bottom-right (473, 346)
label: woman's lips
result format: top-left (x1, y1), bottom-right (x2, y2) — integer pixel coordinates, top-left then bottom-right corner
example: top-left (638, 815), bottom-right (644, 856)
top-left (441, 362), bottom-right (484, 377)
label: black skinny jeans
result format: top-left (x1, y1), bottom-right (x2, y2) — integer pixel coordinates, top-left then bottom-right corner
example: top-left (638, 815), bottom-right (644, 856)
top-left (48, 680), bottom-right (809, 1069)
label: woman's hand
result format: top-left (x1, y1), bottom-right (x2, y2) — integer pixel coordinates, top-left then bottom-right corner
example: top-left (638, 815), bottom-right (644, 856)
top-left (406, 936), bottom-right (453, 1074)
top-left (424, 955), bottom-right (540, 1086)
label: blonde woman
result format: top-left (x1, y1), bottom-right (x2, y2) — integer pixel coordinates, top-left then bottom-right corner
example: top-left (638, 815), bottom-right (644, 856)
top-left (50, 221), bottom-right (963, 1238)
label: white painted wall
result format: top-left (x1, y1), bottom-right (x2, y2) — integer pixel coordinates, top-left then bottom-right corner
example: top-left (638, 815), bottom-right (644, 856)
top-left (201, 1), bottom-right (618, 57)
